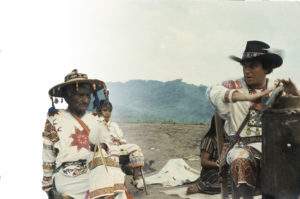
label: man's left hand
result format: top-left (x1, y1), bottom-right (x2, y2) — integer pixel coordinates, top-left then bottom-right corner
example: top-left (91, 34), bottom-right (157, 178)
top-left (278, 78), bottom-right (300, 96)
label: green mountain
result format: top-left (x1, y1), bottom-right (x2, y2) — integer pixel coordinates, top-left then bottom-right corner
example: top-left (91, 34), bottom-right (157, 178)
top-left (89, 79), bottom-right (214, 124)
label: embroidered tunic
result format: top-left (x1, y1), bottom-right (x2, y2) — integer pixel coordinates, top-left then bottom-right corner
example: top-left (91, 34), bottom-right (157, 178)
top-left (42, 109), bottom-right (102, 192)
top-left (206, 77), bottom-right (276, 152)
top-left (207, 77), bottom-right (277, 188)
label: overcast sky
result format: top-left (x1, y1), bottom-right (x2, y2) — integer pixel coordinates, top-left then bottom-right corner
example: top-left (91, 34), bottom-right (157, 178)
top-left (0, 0), bottom-right (300, 198)
top-left (70, 0), bottom-right (300, 86)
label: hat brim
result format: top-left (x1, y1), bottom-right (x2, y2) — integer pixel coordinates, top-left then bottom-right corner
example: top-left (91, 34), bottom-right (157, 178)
top-left (230, 53), bottom-right (283, 69)
top-left (49, 79), bottom-right (106, 97)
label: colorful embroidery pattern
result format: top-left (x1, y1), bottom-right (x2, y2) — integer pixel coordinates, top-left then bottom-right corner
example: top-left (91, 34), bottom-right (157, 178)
top-left (224, 90), bottom-right (231, 103)
top-left (43, 120), bottom-right (59, 143)
top-left (60, 161), bottom-right (88, 177)
top-left (88, 157), bottom-right (120, 170)
top-left (230, 158), bottom-right (257, 188)
top-left (130, 152), bottom-right (145, 168)
top-left (89, 184), bottom-right (125, 198)
top-left (43, 162), bottom-right (55, 170)
top-left (222, 80), bottom-right (236, 89)
top-left (69, 126), bottom-right (90, 151)
top-left (62, 167), bottom-right (88, 177)
top-left (248, 109), bottom-right (262, 127)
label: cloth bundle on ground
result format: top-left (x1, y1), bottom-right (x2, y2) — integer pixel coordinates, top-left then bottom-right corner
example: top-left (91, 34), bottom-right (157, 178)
top-left (145, 159), bottom-right (200, 187)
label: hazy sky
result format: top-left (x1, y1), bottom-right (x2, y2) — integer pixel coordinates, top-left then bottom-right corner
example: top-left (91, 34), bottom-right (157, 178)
top-left (69, 0), bottom-right (300, 86)
top-left (0, 0), bottom-right (300, 198)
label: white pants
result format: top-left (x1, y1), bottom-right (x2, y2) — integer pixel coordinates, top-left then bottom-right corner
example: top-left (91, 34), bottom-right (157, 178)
top-left (54, 172), bottom-right (89, 199)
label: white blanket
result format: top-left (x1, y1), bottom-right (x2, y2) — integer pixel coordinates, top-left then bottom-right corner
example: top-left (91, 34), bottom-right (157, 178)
top-left (145, 159), bottom-right (200, 187)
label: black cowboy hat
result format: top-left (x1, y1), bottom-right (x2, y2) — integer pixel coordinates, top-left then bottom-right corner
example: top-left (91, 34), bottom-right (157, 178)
top-left (230, 40), bottom-right (283, 69)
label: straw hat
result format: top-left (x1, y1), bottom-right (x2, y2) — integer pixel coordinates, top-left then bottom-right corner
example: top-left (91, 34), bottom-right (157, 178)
top-left (48, 69), bottom-right (106, 98)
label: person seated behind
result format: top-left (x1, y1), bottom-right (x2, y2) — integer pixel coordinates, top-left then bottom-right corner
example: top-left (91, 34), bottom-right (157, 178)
top-left (187, 116), bottom-right (226, 195)
top-left (97, 99), bottom-right (145, 190)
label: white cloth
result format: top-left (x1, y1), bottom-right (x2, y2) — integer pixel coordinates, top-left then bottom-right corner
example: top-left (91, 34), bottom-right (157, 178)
top-left (206, 77), bottom-right (276, 152)
top-left (54, 171), bottom-right (89, 199)
top-left (145, 159), bottom-right (200, 187)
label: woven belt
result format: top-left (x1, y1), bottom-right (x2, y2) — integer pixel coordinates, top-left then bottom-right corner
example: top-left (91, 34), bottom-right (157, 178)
top-left (228, 136), bottom-right (262, 144)
top-left (54, 159), bottom-right (87, 173)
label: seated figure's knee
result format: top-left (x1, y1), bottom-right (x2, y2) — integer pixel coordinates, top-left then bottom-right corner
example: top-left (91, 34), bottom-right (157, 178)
top-left (227, 147), bottom-right (254, 164)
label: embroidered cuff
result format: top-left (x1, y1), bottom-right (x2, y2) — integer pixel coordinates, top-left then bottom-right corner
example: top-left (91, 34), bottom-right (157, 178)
top-left (224, 89), bottom-right (237, 103)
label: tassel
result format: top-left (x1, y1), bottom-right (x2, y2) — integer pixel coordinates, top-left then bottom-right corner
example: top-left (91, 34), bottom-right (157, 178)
top-left (93, 93), bottom-right (100, 109)
top-left (92, 83), bottom-right (96, 91)
top-left (93, 99), bottom-right (100, 108)
top-left (76, 81), bottom-right (79, 91)
top-left (48, 97), bottom-right (57, 114)
top-left (48, 106), bottom-right (57, 114)
top-left (256, 127), bottom-right (261, 135)
top-left (61, 98), bottom-right (63, 103)
top-left (93, 92), bottom-right (101, 115)
top-left (246, 127), bottom-right (251, 135)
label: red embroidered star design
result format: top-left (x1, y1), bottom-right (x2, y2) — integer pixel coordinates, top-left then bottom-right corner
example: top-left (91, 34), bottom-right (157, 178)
top-left (70, 127), bottom-right (90, 151)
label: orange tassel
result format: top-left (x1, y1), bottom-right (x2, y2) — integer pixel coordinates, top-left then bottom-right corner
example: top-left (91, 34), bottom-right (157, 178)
top-left (76, 81), bottom-right (79, 91)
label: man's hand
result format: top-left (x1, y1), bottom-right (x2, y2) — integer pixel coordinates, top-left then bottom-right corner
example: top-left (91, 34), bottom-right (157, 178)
top-left (278, 78), bottom-right (300, 96)
top-left (232, 88), bottom-right (274, 103)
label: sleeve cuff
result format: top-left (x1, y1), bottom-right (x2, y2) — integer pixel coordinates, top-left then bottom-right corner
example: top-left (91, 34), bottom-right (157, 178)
top-left (224, 89), bottom-right (237, 103)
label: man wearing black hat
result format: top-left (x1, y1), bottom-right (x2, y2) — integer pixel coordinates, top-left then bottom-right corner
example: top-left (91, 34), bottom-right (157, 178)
top-left (206, 41), bottom-right (299, 198)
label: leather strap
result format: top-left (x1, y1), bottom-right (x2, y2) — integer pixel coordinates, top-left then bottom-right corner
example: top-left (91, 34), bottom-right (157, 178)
top-left (67, 109), bottom-right (90, 134)
top-left (231, 112), bottom-right (250, 144)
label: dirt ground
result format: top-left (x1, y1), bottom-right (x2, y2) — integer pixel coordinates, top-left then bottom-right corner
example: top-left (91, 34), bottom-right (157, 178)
top-left (119, 123), bottom-right (209, 199)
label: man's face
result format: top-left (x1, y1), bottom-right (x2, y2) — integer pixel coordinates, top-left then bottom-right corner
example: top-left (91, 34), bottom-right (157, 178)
top-left (243, 60), bottom-right (268, 88)
top-left (67, 86), bottom-right (91, 113)
top-left (101, 107), bottom-right (111, 121)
